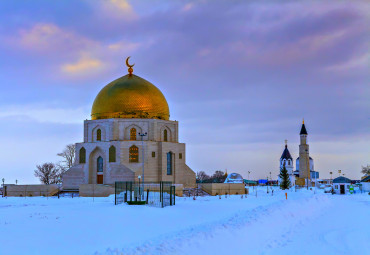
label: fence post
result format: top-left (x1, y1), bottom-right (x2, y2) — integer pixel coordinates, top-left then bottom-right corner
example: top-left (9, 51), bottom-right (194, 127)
top-left (170, 186), bottom-right (172, 206)
top-left (146, 189), bottom-right (149, 204)
top-left (115, 182), bottom-right (117, 205)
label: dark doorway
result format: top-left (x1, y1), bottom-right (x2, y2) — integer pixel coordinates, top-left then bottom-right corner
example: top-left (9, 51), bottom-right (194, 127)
top-left (97, 175), bottom-right (103, 184)
top-left (340, 185), bottom-right (345, 194)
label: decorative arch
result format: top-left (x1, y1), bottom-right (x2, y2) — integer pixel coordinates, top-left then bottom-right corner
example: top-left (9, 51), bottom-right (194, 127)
top-left (97, 129), bottom-right (102, 141)
top-left (163, 129), bottom-right (168, 142)
top-left (79, 147), bottom-right (86, 164)
top-left (160, 126), bottom-right (172, 142)
top-left (130, 128), bottom-right (137, 140)
top-left (129, 145), bottom-right (139, 163)
top-left (88, 147), bottom-right (105, 184)
top-left (109, 145), bottom-right (116, 162)
top-left (124, 124), bottom-right (142, 141)
top-left (92, 125), bottom-right (106, 142)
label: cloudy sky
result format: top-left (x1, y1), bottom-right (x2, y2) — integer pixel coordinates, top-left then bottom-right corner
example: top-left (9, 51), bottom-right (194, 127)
top-left (0, 0), bottom-right (369, 184)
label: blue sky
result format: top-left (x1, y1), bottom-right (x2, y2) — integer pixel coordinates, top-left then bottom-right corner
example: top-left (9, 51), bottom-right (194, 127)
top-left (0, 0), bottom-right (369, 184)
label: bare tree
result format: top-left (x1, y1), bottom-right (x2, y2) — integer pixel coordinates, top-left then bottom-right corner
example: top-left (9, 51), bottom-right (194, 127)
top-left (34, 163), bottom-right (59, 184)
top-left (212, 170), bottom-right (227, 183)
top-left (57, 144), bottom-right (75, 172)
top-left (361, 165), bottom-right (370, 176)
top-left (196, 171), bottom-right (211, 183)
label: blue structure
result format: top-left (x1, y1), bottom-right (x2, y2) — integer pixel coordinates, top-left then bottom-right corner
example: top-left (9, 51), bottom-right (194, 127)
top-left (258, 179), bottom-right (268, 184)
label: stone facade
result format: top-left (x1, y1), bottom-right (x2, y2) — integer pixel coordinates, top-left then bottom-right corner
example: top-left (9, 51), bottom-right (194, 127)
top-left (63, 118), bottom-right (196, 189)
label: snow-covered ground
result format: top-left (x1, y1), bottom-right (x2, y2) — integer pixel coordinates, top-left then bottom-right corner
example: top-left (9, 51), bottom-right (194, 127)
top-left (0, 188), bottom-right (369, 255)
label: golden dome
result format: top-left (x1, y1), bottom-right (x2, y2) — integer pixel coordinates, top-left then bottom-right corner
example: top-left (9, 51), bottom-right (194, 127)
top-left (91, 74), bottom-right (170, 120)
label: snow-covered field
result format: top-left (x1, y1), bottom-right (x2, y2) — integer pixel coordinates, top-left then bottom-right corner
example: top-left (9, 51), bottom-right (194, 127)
top-left (0, 188), bottom-right (369, 255)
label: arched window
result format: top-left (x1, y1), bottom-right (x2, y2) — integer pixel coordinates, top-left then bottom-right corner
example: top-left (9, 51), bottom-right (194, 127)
top-left (130, 128), bottom-right (136, 140)
top-left (97, 129), bottom-right (101, 141)
top-left (129, 145), bottom-right (139, 163)
top-left (167, 152), bottom-right (172, 175)
top-left (97, 156), bottom-right (103, 172)
top-left (163, 129), bottom-right (168, 142)
top-left (109, 146), bottom-right (116, 162)
top-left (79, 147), bottom-right (86, 164)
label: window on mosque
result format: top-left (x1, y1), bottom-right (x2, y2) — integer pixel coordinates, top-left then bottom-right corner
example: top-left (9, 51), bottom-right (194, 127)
top-left (129, 145), bottom-right (139, 163)
top-left (97, 129), bottom-right (101, 141)
top-left (130, 128), bottom-right (137, 140)
top-left (164, 129), bottom-right (168, 142)
top-left (109, 146), bottom-right (116, 162)
top-left (167, 152), bottom-right (172, 175)
top-left (179, 153), bottom-right (182, 159)
top-left (97, 156), bottom-right (103, 172)
top-left (152, 151), bottom-right (155, 157)
top-left (79, 147), bottom-right (86, 164)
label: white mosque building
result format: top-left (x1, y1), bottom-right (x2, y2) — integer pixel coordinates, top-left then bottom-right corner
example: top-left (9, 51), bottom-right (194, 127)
top-left (62, 58), bottom-right (196, 189)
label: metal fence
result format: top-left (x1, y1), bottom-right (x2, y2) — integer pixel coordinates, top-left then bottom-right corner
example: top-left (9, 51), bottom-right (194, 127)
top-left (115, 181), bottom-right (176, 208)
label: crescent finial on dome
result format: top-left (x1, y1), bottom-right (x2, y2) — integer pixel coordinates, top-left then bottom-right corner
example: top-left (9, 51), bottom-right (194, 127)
top-left (126, 56), bottom-right (135, 75)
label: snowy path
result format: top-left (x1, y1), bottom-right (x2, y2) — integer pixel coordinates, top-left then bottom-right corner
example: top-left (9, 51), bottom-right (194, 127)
top-left (109, 192), bottom-right (370, 255)
top-left (0, 189), bottom-right (369, 255)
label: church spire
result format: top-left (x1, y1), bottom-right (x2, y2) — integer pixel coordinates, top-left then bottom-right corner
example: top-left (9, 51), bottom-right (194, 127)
top-left (281, 140), bottom-right (292, 160)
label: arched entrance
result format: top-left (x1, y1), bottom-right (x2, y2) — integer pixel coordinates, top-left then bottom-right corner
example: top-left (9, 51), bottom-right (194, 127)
top-left (88, 147), bottom-right (105, 184)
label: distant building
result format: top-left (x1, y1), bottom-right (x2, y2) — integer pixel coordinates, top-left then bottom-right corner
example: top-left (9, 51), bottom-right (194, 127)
top-left (360, 176), bottom-right (370, 192)
top-left (333, 176), bottom-right (352, 194)
top-left (224, 173), bottom-right (244, 184)
top-left (279, 140), bottom-right (295, 186)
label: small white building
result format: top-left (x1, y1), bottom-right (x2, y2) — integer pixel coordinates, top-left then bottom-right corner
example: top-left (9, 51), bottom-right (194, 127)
top-left (333, 176), bottom-right (352, 194)
top-left (360, 176), bottom-right (370, 192)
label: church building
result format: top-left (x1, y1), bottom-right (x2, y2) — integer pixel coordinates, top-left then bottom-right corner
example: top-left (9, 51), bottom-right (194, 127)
top-left (63, 58), bottom-right (196, 189)
top-left (279, 120), bottom-right (318, 185)
top-left (279, 140), bottom-right (295, 186)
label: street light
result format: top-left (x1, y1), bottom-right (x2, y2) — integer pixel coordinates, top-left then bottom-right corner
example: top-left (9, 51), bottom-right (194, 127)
top-left (2, 178), bottom-right (4, 197)
top-left (138, 132), bottom-right (147, 199)
top-left (138, 175), bottom-right (141, 200)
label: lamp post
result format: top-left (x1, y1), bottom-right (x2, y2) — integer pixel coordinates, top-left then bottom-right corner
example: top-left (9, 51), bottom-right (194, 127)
top-left (138, 175), bottom-right (141, 200)
top-left (330, 172), bottom-right (333, 184)
top-left (2, 178), bottom-right (4, 197)
top-left (248, 171), bottom-right (251, 187)
top-left (138, 132), bottom-right (147, 198)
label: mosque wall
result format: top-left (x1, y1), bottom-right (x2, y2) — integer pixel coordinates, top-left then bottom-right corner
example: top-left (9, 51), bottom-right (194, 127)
top-left (63, 119), bottom-right (194, 189)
